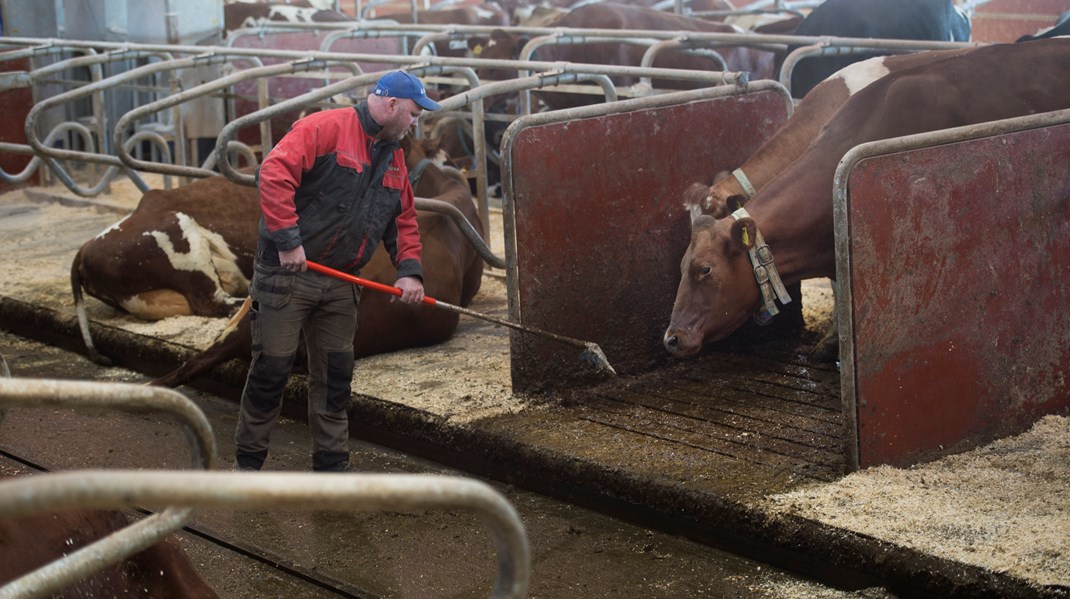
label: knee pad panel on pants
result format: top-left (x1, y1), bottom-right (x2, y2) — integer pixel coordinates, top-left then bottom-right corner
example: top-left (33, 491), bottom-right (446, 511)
top-left (325, 351), bottom-right (355, 413)
top-left (246, 353), bottom-right (296, 413)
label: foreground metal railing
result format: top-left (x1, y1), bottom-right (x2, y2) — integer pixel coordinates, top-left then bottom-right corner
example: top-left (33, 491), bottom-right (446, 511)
top-left (0, 471), bottom-right (531, 599)
top-left (0, 378), bottom-right (215, 599)
top-left (0, 378), bottom-right (530, 598)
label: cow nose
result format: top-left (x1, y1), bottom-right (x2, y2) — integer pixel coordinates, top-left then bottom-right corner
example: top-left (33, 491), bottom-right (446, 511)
top-left (664, 331), bottom-right (679, 350)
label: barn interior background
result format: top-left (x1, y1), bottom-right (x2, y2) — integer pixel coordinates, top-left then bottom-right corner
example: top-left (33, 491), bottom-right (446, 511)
top-left (0, 0), bottom-right (1067, 597)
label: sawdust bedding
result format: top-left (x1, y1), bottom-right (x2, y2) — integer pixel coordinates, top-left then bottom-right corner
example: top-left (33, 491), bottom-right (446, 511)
top-left (1, 180), bottom-right (1066, 590)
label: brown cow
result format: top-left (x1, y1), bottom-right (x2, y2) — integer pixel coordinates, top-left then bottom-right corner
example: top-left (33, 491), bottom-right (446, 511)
top-left (474, 3), bottom-right (776, 111)
top-left (0, 508), bottom-right (217, 598)
top-left (684, 47), bottom-right (978, 219)
top-left (152, 146), bottom-right (484, 388)
top-left (664, 39), bottom-right (1070, 357)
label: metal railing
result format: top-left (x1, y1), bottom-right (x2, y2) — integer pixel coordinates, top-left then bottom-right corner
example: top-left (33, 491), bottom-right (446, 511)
top-left (0, 378), bottom-right (215, 598)
top-left (0, 377), bottom-right (530, 598)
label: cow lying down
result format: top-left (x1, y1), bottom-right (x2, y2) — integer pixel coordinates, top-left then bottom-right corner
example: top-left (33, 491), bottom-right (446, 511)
top-left (152, 159), bottom-right (483, 388)
top-left (71, 143), bottom-right (484, 386)
top-left (665, 38), bottom-right (1070, 357)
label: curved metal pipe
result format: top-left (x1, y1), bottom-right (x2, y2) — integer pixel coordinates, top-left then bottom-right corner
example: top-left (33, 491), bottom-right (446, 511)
top-left (0, 471), bottom-right (531, 599)
top-left (0, 378), bottom-right (217, 470)
top-left (416, 197), bottom-right (504, 268)
top-left (113, 58), bottom-right (354, 179)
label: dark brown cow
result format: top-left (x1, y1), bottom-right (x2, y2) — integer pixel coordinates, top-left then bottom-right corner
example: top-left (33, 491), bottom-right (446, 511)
top-left (152, 146), bottom-right (484, 388)
top-left (684, 47), bottom-right (977, 219)
top-left (475, 3), bottom-right (777, 111)
top-left (0, 508), bottom-right (217, 598)
top-left (664, 39), bottom-right (1070, 357)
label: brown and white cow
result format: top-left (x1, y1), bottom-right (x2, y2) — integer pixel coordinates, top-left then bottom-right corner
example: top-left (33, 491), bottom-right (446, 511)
top-left (664, 39), bottom-right (1070, 358)
top-left (0, 508), bottom-right (218, 598)
top-left (223, 1), bottom-right (353, 32)
top-left (71, 174), bottom-right (261, 362)
top-left (684, 47), bottom-right (978, 219)
top-left (152, 146), bottom-right (484, 388)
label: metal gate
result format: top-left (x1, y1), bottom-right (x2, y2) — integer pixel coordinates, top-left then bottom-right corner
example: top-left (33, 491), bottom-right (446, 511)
top-left (835, 110), bottom-right (1070, 469)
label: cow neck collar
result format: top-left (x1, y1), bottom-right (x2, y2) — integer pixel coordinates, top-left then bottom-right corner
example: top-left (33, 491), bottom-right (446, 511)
top-left (730, 207), bottom-right (792, 324)
top-left (731, 167), bottom-right (756, 198)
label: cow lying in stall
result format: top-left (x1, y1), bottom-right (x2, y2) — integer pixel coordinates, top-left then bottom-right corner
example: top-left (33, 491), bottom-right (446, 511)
top-left (782, 0), bottom-right (972, 99)
top-left (0, 507), bottom-right (218, 598)
top-left (71, 173), bottom-right (260, 364)
top-left (71, 137), bottom-right (484, 384)
top-left (153, 147), bottom-right (483, 388)
top-left (664, 39), bottom-right (1070, 358)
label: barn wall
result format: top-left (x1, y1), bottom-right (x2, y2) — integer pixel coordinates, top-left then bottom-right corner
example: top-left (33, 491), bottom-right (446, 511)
top-left (969, 0), bottom-right (1067, 42)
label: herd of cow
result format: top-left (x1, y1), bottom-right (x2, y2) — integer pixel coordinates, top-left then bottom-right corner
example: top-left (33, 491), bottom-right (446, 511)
top-left (5, 0), bottom-right (1070, 594)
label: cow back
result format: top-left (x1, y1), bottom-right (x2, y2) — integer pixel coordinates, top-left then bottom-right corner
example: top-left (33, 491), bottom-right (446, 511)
top-left (785, 0), bottom-right (969, 98)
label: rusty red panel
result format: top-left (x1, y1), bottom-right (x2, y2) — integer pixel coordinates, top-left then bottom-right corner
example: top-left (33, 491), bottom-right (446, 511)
top-left (506, 90), bottom-right (789, 392)
top-left (844, 123), bottom-right (1070, 468)
top-left (0, 57), bottom-right (36, 190)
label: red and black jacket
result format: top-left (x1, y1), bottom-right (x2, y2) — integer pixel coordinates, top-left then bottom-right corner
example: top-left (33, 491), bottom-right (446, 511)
top-left (256, 103), bottom-right (422, 281)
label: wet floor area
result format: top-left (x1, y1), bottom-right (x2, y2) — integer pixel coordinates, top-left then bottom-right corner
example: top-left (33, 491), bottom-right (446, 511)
top-left (0, 330), bottom-right (870, 598)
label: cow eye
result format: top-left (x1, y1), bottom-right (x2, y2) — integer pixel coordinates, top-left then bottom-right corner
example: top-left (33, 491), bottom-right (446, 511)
top-left (699, 266), bottom-right (711, 276)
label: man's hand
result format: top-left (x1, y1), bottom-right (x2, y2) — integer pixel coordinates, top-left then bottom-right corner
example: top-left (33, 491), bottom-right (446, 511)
top-left (280, 246), bottom-right (307, 272)
top-left (393, 276), bottom-right (425, 304)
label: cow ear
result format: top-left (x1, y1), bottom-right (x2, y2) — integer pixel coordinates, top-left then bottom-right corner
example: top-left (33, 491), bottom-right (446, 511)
top-left (726, 194), bottom-right (746, 213)
top-left (468, 36), bottom-right (487, 56)
top-left (711, 170), bottom-right (732, 184)
top-left (730, 217), bottom-right (757, 251)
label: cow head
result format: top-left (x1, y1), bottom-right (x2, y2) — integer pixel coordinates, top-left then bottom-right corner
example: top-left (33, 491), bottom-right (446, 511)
top-left (663, 213), bottom-right (762, 357)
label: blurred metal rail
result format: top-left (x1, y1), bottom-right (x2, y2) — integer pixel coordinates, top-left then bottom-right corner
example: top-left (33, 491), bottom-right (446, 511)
top-left (0, 378), bottom-right (216, 599)
top-left (0, 471), bottom-right (531, 599)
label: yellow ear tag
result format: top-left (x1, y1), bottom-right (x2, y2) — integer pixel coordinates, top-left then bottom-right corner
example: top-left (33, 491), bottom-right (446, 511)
top-left (473, 44), bottom-right (483, 56)
top-left (741, 228), bottom-right (750, 247)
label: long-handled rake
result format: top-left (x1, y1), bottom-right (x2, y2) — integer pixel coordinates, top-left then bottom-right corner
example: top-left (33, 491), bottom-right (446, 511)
top-left (306, 261), bottom-right (616, 376)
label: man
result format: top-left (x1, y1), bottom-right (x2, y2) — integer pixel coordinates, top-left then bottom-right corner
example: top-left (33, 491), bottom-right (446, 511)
top-left (235, 70), bottom-right (441, 472)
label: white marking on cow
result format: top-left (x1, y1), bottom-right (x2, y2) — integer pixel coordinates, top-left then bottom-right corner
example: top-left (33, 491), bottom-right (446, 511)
top-left (831, 56), bottom-right (891, 96)
top-left (143, 212), bottom-right (248, 307)
top-left (473, 7), bottom-right (495, 20)
top-left (95, 215), bottom-right (131, 239)
top-left (268, 6), bottom-right (318, 23)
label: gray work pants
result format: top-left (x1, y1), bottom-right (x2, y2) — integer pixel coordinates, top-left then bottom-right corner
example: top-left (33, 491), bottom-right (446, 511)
top-left (235, 267), bottom-right (360, 471)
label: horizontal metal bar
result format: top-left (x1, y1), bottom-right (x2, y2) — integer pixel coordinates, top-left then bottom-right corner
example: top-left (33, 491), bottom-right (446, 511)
top-left (0, 471), bottom-right (531, 599)
top-left (0, 378), bottom-right (217, 470)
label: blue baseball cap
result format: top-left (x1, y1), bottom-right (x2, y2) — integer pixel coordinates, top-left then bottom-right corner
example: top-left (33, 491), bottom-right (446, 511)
top-left (373, 70), bottom-right (441, 111)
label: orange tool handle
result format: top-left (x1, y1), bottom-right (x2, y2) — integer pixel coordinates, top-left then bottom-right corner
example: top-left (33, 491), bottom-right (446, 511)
top-left (306, 260), bottom-right (437, 306)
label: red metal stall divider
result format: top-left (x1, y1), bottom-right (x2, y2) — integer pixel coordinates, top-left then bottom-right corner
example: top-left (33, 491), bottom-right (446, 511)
top-left (835, 110), bottom-right (1070, 470)
top-left (501, 82), bottom-right (793, 393)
